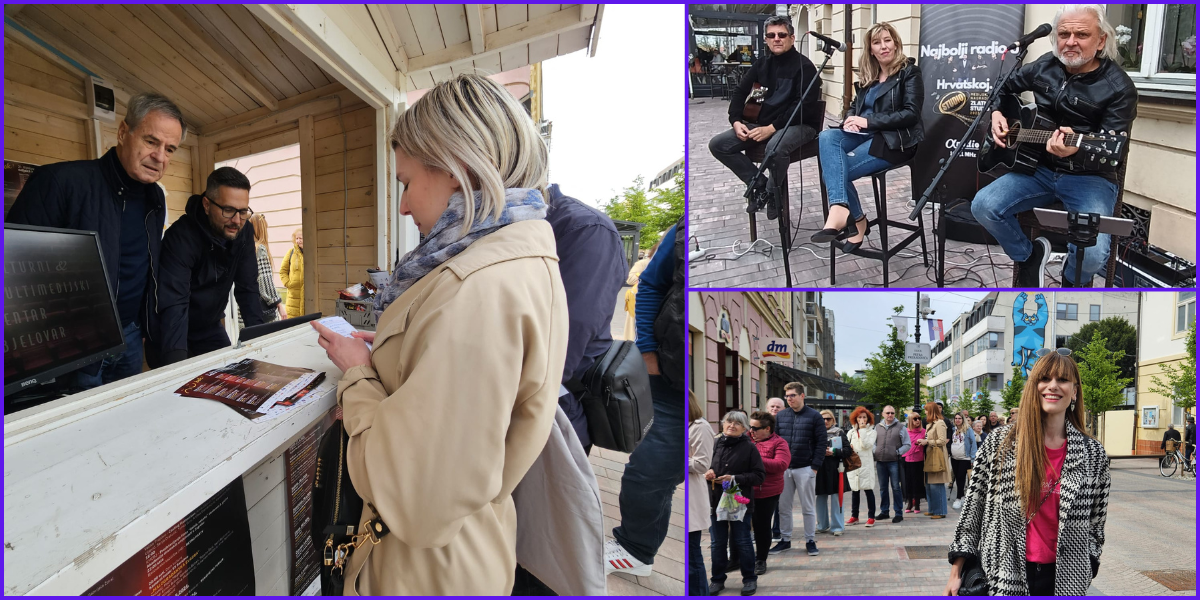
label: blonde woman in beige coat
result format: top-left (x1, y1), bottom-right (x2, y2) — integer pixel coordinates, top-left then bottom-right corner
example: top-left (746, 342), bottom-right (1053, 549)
top-left (312, 74), bottom-right (568, 595)
top-left (917, 401), bottom-right (950, 518)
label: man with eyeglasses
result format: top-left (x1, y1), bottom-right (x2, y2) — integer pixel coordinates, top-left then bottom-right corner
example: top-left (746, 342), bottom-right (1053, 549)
top-left (708, 14), bottom-right (821, 221)
top-left (147, 167), bottom-right (264, 367)
top-left (770, 382), bottom-right (827, 557)
top-left (8, 92), bottom-right (185, 390)
top-left (873, 405), bottom-right (910, 523)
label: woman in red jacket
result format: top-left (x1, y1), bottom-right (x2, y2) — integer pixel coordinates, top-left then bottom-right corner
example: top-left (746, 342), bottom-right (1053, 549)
top-left (749, 410), bottom-right (791, 577)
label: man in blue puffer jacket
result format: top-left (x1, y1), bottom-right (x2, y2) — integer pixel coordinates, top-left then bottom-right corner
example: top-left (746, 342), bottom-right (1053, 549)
top-left (770, 381), bottom-right (827, 557)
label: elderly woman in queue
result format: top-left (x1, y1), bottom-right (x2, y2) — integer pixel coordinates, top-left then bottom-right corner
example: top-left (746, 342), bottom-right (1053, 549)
top-left (749, 410), bottom-right (790, 577)
top-left (814, 410), bottom-right (852, 536)
top-left (811, 21), bottom-right (923, 254)
top-left (312, 74), bottom-right (567, 595)
top-left (946, 350), bottom-right (1110, 596)
top-left (845, 406), bottom-right (878, 527)
top-left (705, 410), bottom-right (765, 596)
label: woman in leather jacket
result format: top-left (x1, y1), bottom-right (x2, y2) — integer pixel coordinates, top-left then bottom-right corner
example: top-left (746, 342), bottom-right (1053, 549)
top-left (812, 22), bottom-right (924, 253)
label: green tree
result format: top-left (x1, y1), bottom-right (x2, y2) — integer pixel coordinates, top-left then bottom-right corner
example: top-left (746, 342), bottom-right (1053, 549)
top-left (1149, 322), bottom-right (1197, 415)
top-left (601, 173), bottom-right (684, 250)
top-left (1065, 317), bottom-right (1138, 381)
top-left (1076, 333), bottom-right (1134, 435)
top-left (859, 307), bottom-right (922, 412)
top-left (1001, 366), bottom-right (1025, 412)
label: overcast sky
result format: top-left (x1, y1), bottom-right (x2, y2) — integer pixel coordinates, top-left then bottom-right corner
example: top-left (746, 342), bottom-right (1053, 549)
top-left (823, 291), bottom-right (992, 375)
top-left (542, 4), bottom-right (684, 208)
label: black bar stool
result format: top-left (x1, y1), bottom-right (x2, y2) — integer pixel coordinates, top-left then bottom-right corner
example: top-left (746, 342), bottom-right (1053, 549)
top-left (819, 156), bottom-right (928, 287)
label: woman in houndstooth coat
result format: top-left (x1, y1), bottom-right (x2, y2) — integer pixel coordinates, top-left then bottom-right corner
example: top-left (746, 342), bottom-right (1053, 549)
top-left (945, 351), bottom-right (1110, 596)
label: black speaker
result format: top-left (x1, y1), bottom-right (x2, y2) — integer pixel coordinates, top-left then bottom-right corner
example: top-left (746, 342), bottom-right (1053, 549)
top-left (942, 200), bottom-right (992, 245)
top-left (1112, 242), bottom-right (1195, 288)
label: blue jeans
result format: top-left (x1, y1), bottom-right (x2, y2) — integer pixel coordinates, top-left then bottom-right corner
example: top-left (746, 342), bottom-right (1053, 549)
top-left (72, 321), bottom-right (144, 390)
top-left (818, 128), bottom-right (895, 221)
top-left (925, 480), bottom-right (948, 516)
top-left (971, 166), bottom-right (1118, 284)
top-left (614, 375), bottom-right (685, 565)
top-left (710, 507), bottom-right (755, 584)
top-left (815, 491), bottom-right (845, 534)
top-left (688, 530), bottom-right (708, 596)
top-left (876, 461), bottom-right (903, 516)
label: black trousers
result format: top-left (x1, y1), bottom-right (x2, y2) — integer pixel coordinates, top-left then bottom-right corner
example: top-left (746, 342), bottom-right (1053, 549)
top-left (903, 460), bottom-right (926, 501)
top-left (750, 494), bottom-right (779, 562)
top-left (951, 458), bottom-right (972, 500)
top-left (850, 489), bottom-right (875, 519)
top-left (1026, 561), bottom-right (1056, 595)
top-left (708, 124), bottom-right (818, 189)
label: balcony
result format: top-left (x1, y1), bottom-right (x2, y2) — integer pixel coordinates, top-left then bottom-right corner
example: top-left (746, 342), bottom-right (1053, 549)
top-left (805, 302), bottom-right (819, 316)
top-left (805, 343), bottom-right (822, 366)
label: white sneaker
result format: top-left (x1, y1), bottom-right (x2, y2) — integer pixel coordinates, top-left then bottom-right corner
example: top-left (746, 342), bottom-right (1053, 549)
top-left (604, 539), bottom-right (652, 577)
top-left (952, 499), bottom-right (963, 510)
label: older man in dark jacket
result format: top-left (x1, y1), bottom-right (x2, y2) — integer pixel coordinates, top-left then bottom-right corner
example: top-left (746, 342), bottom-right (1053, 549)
top-left (7, 92), bottom-right (185, 390)
top-left (146, 167), bottom-right (263, 367)
top-left (770, 382), bottom-right (827, 557)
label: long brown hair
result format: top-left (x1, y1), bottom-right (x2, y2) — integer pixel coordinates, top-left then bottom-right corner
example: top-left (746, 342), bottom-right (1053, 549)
top-left (924, 401), bottom-right (943, 423)
top-left (857, 22), bottom-right (909, 85)
top-left (250, 214), bottom-right (273, 270)
top-left (688, 389), bottom-right (705, 422)
top-left (999, 352), bottom-right (1089, 519)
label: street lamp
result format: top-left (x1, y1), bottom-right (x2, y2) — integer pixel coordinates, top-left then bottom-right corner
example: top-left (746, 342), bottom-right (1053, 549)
top-left (913, 293), bottom-right (935, 416)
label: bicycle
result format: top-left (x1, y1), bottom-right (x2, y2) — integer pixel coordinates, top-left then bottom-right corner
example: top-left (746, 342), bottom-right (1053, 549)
top-left (1159, 441), bottom-right (1194, 479)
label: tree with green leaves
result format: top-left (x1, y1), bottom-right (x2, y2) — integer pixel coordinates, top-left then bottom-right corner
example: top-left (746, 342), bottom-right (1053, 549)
top-left (1001, 366), bottom-right (1025, 413)
top-left (1149, 322), bottom-right (1196, 416)
top-left (859, 307), bottom-right (919, 412)
top-left (1065, 316), bottom-right (1138, 382)
top-left (601, 173), bottom-right (684, 250)
top-left (1075, 333), bottom-right (1134, 435)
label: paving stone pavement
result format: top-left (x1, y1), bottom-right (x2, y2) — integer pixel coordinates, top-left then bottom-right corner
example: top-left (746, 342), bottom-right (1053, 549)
top-left (697, 458), bottom-right (1194, 595)
top-left (604, 287), bottom-right (685, 595)
top-left (687, 97), bottom-right (1017, 288)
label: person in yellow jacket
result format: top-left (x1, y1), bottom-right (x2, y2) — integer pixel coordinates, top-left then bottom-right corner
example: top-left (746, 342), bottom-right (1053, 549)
top-left (279, 228), bottom-right (304, 317)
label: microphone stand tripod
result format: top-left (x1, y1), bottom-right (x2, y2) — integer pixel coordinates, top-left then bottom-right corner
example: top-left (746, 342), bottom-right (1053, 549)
top-left (742, 41), bottom-right (838, 288)
top-left (908, 45), bottom-right (1029, 287)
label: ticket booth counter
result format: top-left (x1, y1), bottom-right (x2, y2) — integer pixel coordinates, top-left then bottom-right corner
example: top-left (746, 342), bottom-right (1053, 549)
top-left (4, 326), bottom-right (338, 595)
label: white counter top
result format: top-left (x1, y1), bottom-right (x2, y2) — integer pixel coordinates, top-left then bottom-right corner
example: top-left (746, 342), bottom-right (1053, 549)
top-left (3, 326), bottom-right (341, 595)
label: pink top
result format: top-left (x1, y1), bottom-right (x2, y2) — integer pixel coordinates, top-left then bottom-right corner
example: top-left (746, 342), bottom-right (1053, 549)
top-left (1026, 442), bottom-right (1068, 563)
top-left (904, 427), bottom-right (926, 462)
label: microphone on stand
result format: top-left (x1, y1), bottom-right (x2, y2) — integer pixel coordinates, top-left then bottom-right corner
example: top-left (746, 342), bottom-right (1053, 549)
top-left (808, 31), bottom-right (846, 52)
top-left (1007, 23), bottom-right (1053, 51)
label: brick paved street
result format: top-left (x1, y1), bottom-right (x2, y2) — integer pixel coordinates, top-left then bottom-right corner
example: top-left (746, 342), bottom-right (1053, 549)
top-left (604, 287), bottom-right (685, 595)
top-left (687, 98), bottom-right (1015, 288)
top-left (697, 458), bottom-right (1194, 595)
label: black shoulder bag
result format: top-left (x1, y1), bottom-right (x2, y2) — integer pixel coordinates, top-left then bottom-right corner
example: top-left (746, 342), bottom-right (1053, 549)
top-left (958, 555), bottom-right (988, 595)
top-left (311, 420), bottom-right (389, 595)
top-left (567, 340), bottom-right (654, 453)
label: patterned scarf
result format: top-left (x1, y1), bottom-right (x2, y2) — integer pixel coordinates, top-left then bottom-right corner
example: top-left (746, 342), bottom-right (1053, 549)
top-left (374, 188), bottom-right (546, 313)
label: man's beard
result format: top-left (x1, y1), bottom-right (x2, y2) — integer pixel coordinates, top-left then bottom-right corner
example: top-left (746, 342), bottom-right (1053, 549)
top-left (1056, 48), bottom-right (1094, 68)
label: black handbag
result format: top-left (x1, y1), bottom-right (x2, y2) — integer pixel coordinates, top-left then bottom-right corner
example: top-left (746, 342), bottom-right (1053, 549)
top-left (568, 340), bottom-right (654, 453)
top-left (311, 420), bottom-right (388, 595)
top-left (958, 555), bottom-right (988, 596)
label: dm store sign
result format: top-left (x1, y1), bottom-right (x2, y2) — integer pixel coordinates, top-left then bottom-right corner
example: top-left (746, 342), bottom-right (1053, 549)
top-left (761, 337), bottom-right (793, 364)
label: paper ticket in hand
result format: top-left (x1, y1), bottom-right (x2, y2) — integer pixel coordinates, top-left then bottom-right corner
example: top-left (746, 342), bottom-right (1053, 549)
top-left (318, 316), bottom-right (372, 350)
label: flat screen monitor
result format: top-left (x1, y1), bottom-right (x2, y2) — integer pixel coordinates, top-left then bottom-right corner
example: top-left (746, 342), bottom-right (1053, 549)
top-left (4, 224), bottom-right (126, 397)
top-left (238, 311), bottom-right (323, 345)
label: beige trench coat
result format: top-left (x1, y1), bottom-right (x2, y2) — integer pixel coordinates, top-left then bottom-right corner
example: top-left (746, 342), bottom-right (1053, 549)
top-left (924, 420), bottom-right (952, 485)
top-left (336, 221), bottom-right (568, 595)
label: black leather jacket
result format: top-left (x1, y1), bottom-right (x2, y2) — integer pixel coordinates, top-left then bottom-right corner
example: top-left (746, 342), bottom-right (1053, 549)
top-left (846, 58), bottom-right (925, 152)
top-left (998, 52), bottom-right (1137, 180)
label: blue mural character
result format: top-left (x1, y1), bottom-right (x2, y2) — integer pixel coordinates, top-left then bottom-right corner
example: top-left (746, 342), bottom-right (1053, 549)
top-left (1011, 292), bottom-right (1048, 377)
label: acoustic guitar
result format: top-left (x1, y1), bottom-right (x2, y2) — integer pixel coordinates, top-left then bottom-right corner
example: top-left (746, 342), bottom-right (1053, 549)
top-left (978, 94), bottom-right (1126, 175)
top-left (742, 83), bottom-right (766, 124)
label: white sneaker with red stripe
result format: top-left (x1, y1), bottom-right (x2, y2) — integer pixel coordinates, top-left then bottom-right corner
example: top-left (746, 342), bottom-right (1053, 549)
top-left (604, 539), bottom-right (652, 577)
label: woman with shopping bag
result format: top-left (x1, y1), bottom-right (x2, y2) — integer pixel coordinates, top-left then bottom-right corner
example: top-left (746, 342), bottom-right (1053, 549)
top-left (705, 411), bottom-right (765, 596)
top-left (846, 406), bottom-right (878, 527)
top-left (918, 402), bottom-right (950, 518)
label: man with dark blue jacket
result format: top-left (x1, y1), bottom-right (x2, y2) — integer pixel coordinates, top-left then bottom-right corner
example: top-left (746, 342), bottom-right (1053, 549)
top-left (770, 382), bottom-right (827, 557)
top-left (6, 93), bottom-right (185, 389)
top-left (146, 167), bottom-right (264, 367)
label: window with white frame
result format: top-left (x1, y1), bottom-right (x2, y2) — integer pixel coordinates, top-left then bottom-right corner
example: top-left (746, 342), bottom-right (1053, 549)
top-left (807, 319), bottom-right (818, 343)
top-left (1108, 4), bottom-right (1196, 92)
top-left (1176, 291), bottom-right (1195, 333)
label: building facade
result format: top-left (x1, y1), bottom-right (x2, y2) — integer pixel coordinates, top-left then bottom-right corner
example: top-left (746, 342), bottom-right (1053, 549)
top-left (690, 291), bottom-right (834, 430)
top-left (1132, 291), bottom-right (1195, 454)
top-left (788, 3), bottom-right (1196, 263)
top-left (926, 292), bottom-right (1140, 414)
top-left (648, 157), bottom-right (684, 190)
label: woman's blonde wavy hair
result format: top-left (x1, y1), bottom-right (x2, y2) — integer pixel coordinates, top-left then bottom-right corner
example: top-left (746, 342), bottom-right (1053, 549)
top-left (857, 22), bottom-right (909, 85)
top-left (390, 74), bottom-right (549, 237)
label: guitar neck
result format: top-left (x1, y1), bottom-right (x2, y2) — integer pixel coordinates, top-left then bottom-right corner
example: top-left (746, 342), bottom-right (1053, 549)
top-left (1013, 129), bottom-right (1085, 146)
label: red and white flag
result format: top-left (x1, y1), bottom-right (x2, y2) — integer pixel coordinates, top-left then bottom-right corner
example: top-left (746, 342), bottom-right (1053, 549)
top-left (927, 319), bottom-right (944, 343)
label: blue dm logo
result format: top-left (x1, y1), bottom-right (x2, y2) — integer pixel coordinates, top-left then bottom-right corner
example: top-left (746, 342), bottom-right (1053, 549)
top-left (1011, 292), bottom-right (1048, 377)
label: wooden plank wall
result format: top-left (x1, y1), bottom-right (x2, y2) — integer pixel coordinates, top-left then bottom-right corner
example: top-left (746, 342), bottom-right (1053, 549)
top-left (3, 33), bottom-right (192, 224)
top-left (312, 101), bottom-right (377, 316)
top-left (215, 144), bottom-right (302, 288)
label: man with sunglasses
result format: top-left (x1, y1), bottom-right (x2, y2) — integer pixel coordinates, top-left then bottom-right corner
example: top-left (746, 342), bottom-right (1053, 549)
top-left (147, 167), bottom-right (264, 367)
top-left (708, 14), bottom-right (821, 221)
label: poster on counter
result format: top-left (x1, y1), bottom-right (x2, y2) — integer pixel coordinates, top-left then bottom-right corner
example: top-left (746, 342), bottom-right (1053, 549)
top-left (285, 407), bottom-right (338, 595)
top-left (84, 479), bottom-right (254, 595)
top-left (4, 159), bottom-right (37, 216)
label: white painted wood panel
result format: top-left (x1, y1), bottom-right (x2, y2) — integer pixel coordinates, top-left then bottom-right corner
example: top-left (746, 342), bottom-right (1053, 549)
top-left (388, 4), bottom-right (424, 59)
top-left (434, 4), bottom-right (470, 46)
top-left (527, 35), bottom-right (560, 65)
top-left (407, 4), bottom-right (446, 55)
top-left (472, 51), bottom-right (502, 76)
top-left (495, 3), bottom-right (528, 30)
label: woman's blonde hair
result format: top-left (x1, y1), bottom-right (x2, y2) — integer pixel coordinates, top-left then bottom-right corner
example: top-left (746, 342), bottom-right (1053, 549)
top-left (689, 389), bottom-right (705, 423)
top-left (907, 412), bottom-right (923, 430)
top-left (858, 22), bottom-right (910, 85)
top-left (249, 214), bottom-right (273, 269)
top-left (999, 352), bottom-right (1088, 520)
top-left (390, 73), bottom-right (548, 236)
top-left (954, 412), bottom-right (970, 435)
